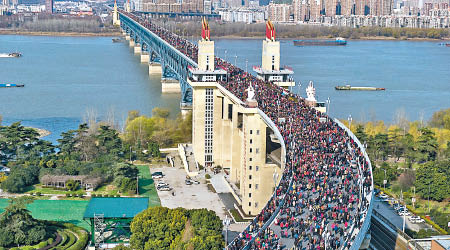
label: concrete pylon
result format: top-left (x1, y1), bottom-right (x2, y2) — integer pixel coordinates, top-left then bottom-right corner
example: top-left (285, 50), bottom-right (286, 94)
top-left (141, 53), bottom-right (150, 63)
top-left (129, 39), bottom-right (135, 47)
top-left (134, 44), bottom-right (141, 54)
top-left (161, 78), bottom-right (181, 93)
top-left (148, 62), bottom-right (162, 75)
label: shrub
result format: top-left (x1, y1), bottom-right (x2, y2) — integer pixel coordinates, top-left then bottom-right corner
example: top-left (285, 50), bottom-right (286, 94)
top-left (205, 174), bottom-right (211, 179)
top-left (37, 241), bottom-right (48, 248)
top-left (91, 194), bottom-right (97, 197)
top-left (115, 194), bottom-right (120, 197)
top-left (21, 246), bottom-right (36, 250)
top-left (66, 193), bottom-right (70, 197)
top-left (35, 192), bottom-right (41, 196)
top-left (48, 238), bottom-right (54, 244)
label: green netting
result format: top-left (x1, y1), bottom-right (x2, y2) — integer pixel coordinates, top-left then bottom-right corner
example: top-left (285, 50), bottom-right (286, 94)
top-left (137, 165), bottom-right (160, 207)
top-left (0, 199), bottom-right (89, 230)
top-left (83, 197), bottom-right (148, 219)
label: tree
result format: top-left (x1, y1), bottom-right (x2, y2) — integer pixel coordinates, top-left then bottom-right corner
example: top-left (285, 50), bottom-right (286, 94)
top-left (387, 126), bottom-right (404, 161)
top-left (152, 107), bottom-right (170, 119)
top-left (130, 207), bottom-right (224, 250)
top-left (1, 165), bottom-right (40, 193)
top-left (429, 108), bottom-right (450, 130)
top-left (415, 128), bottom-right (438, 162)
top-left (96, 125), bottom-right (122, 158)
top-left (415, 160), bottom-right (450, 201)
top-left (398, 170), bottom-right (415, 190)
top-left (66, 179), bottom-right (79, 191)
top-left (0, 197), bottom-right (47, 247)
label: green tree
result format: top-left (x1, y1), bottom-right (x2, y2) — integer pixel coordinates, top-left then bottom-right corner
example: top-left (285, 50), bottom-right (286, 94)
top-left (415, 128), bottom-right (438, 162)
top-left (96, 125), bottom-right (122, 158)
top-left (415, 160), bottom-right (450, 201)
top-left (0, 197), bottom-right (47, 247)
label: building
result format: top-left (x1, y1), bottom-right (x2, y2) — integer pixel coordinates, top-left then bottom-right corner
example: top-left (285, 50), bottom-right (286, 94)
top-left (218, 7), bottom-right (265, 22)
top-left (189, 19), bottom-right (285, 216)
top-left (45, 0), bottom-right (53, 13)
top-left (267, 2), bottom-right (292, 22)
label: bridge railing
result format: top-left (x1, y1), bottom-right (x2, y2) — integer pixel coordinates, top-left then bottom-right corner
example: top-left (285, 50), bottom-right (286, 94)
top-left (334, 118), bottom-right (374, 250)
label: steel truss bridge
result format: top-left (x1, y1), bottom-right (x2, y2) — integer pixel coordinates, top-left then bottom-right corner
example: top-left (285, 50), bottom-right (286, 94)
top-left (120, 12), bottom-right (197, 104)
top-left (118, 9), bottom-right (374, 250)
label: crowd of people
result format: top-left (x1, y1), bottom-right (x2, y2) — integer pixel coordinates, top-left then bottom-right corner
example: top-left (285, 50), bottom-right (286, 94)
top-left (120, 10), bottom-right (373, 250)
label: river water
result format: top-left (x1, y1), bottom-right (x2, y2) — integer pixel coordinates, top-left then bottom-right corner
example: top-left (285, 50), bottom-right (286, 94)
top-left (0, 35), bottom-right (449, 142)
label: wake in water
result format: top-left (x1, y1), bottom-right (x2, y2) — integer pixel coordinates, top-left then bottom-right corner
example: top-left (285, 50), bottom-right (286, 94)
top-left (0, 53), bottom-right (12, 57)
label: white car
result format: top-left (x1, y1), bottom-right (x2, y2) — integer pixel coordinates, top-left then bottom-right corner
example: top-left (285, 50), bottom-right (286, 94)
top-left (379, 194), bottom-right (389, 199)
top-left (398, 211), bottom-right (411, 216)
top-left (156, 182), bottom-right (169, 188)
top-left (409, 216), bottom-right (425, 223)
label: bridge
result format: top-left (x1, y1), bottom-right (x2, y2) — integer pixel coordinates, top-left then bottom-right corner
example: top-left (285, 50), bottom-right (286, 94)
top-left (114, 5), bottom-right (374, 250)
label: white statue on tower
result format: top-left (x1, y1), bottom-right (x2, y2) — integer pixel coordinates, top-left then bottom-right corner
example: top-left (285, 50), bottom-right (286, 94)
top-left (245, 85), bottom-right (258, 107)
top-left (246, 85), bottom-right (255, 101)
top-left (305, 81), bottom-right (317, 103)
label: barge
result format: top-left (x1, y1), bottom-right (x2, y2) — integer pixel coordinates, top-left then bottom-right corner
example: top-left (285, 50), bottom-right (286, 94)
top-left (335, 85), bottom-right (385, 91)
top-left (294, 38), bottom-right (347, 46)
top-left (0, 52), bottom-right (22, 58)
top-left (0, 83), bottom-right (25, 88)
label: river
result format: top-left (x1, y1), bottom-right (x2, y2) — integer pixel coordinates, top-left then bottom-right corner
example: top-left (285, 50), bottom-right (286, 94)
top-left (0, 35), bottom-right (449, 143)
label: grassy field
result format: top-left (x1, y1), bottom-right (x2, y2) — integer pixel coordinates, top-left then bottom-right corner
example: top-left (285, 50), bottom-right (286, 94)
top-left (137, 165), bottom-right (160, 207)
top-left (0, 199), bottom-right (90, 230)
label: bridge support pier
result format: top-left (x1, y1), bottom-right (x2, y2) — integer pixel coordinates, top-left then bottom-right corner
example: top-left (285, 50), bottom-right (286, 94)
top-left (134, 44), bottom-right (141, 54)
top-left (180, 103), bottom-right (192, 118)
top-left (141, 53), bottom-right (150, 63)
top-left (125, 35), bottom-right (130, 41)
top-left (129, 39), bottom-right (135, 47)
top-left (161, 78), bottom-right (181, 93)
top-left (148, 62), bottom-right (162, 75)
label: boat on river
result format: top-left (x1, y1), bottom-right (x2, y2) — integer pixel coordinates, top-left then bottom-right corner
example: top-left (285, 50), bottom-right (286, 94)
top-left (335, 85), bottom-right (385, 91)
top-left (294, 37), bottom-right (347, 46)
top-left (0, 52), bottom-right (22, 58)
top-left (0, 83), bottom-right (25, 88)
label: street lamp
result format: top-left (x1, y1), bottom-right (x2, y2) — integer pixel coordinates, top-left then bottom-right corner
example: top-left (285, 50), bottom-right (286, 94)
top-left (273, 170), bottom-right (279, 198)
top-left (234, 54), bottom-right (238, 66)
top-left (428, 183), bottom-right (431, 213)
top-left (383, 169), bottom-right (387, 190)
top-left (348, 114), bottom-right (353, 131)
top-left (223, 215), bottom-right (231, 249)
top-left (326, 97), bottom-right (331, 118)
top-left (224, 50), bottom-right (227, 62)
top-left (245, 59), bottom-right (248, 72)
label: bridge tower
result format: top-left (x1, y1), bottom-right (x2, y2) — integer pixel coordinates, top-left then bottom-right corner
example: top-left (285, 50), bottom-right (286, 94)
top-left (189, 18), bottom-right (284, 216)
top-left (112, 0), bottom-right (120, 26)
top-left (253, 20), bottom-right (295, 89)
top-left (125, 0), bottom-right (131, 12)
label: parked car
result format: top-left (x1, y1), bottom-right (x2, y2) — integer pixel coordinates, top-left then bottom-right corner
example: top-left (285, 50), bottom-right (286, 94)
top-left (152, 172), bottom-right (164, 179)
top-left (379, 194), bottom-right (389, 199)
top-left (398, 211), bottom-right (411, 216)
top-left (409, 216), bottom-right (425, 223)
top-left (185, 179), bottom-right (193, 185)
top-left (156, 182), bottom-right (169, 188)
top-left (158, 186), bottom-right (172, 191)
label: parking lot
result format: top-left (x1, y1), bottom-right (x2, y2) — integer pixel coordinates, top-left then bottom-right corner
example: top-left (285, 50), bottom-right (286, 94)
top-left (374, 195), bottom-right (431, 232)
top-left (150, 166), bottom-right (228, 219)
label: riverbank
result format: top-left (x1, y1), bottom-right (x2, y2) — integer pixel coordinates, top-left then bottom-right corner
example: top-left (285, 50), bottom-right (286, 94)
top-left (0, 30), bottom-right (121, 37)
top-left (25, 127), bottom-right (51, 138)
